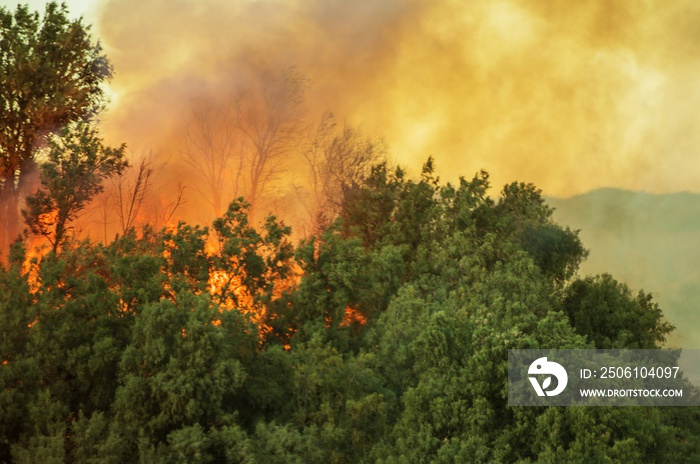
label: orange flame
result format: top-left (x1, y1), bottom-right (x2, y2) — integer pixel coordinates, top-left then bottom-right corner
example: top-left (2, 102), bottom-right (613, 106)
top-left (340, 305), bottom-right (367, 327)
top-left (23, 238), bottom-right (49, 294)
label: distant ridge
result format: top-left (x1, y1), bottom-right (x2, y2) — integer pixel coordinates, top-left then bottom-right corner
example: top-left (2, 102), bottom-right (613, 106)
top-left (546, 188), bottom-right (700, 348)
top-left (548, 189), bottom-right (700, 234)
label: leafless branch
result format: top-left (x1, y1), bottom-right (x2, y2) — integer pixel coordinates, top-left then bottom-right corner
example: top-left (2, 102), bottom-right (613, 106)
top-left (115, 158), bottom-right (153, 234)
top-left (160, 184), bottom-right (186, 226)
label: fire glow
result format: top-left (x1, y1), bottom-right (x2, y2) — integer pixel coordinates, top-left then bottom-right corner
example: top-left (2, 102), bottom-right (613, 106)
top-left (96, 0), bottom-right (700, 210)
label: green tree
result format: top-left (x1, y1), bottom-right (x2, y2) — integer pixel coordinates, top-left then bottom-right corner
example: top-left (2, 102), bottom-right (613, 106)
top-left (209, 198), bottom-right (294, 311)
top-left (491, 181), bottom-right (588, 284)
top-left (107, 290), bottom-right (253, 462)
top-left (0, 2), bottom-right (111, 252)
top-left (562, 274), bottom-right (675, 349)
top-left (0, 243), bottom-right (37, 463)
top-left (339, 162), bottom-right (404, 248)
top-left (22, 122), bottom-right (127, 252)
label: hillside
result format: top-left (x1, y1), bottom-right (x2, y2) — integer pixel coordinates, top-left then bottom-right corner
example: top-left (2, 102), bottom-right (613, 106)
top-left (549, 188), bottom-right (700, 347)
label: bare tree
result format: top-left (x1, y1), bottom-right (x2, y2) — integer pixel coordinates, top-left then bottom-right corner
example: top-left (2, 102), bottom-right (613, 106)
top-left (301, 113), bottom-right (386, 230)
top-left (158, 184), bottom-right (186, 228)
top-left (178, 69), bottom-right (306, 224)
top-left (234, 68), bottom-right (306, 218)
top-left (182, 104), bottom-right (241, 218)
top-left (114, 158), bottom-right (153, 234)
top-left (96, 190), bottom-right (113, 243)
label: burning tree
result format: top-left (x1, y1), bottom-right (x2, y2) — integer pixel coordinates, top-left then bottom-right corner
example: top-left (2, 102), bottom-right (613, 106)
top-left (183, 104), bottom-right (241, 219)
top-left (22, 123), bottom-right (127, 252)
top-left (114, 157), bottom-right (154, 234)
top-left (0, 2), bottom-right (111, 254)
top-left (182, 69), bottom-right (305, 223)
top-left (301, 113), bottom-right (386, 232)
top-left (234, 68), bottom-right (306, 219)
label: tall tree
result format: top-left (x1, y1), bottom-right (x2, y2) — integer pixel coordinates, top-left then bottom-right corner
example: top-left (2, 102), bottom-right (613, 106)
top-left (0, 2), bottom-right (111, 253)
top-left (234, 68), bottom-right (305, 218)
top-left (183, 104), bottom-right (241, 219)
top-left (301, 113), bottom-right (385, 233)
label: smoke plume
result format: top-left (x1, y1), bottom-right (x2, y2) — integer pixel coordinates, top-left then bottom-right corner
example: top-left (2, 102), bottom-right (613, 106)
top-left (95, 0), bottom-right (700, 205)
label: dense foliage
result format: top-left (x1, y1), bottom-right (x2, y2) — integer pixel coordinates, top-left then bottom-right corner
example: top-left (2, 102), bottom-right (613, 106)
top-left (1, 158), bottom-right (696, 463)
top-left (0, 2), bottom-right (111, 251)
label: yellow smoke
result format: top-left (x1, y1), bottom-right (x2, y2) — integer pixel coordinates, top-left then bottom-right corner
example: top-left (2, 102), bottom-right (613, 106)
top-left (96, 0), bottom-right (700, 204)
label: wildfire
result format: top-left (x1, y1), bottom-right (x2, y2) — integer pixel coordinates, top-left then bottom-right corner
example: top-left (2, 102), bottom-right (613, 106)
top-left (324, 305), bottom-right (368, 329)
top-left (207, 267), bottom-right (272, 340)
top-left (23, 238), bottom-right (48, 294)
top-left (341, 305), bottom-right (367, 327)
top-left (207, 269), bottom-right (228, 297)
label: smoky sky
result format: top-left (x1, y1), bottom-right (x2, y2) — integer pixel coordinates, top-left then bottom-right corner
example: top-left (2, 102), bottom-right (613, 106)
top-left (96, 0), bottom-right (700, 197)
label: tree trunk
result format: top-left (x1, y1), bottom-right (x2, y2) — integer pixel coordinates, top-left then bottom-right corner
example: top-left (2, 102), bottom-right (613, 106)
top-left (0, 160), bottom-right (39, 258)
top-left (0, 180), bottom-right (19, 259)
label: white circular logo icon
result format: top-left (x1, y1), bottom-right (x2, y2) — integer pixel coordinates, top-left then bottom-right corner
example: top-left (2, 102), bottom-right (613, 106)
top-left (528, 357), bottom-right (568, 397)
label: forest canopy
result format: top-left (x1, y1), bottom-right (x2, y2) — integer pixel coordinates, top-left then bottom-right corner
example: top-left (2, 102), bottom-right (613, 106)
top-left (1, 159), bottom-right (694, 463)
top-left (1, 2), bottom-right (698, 464)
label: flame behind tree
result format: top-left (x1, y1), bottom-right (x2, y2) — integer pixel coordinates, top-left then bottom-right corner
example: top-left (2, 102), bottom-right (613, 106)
top-left (0, 2), bottom-right (112, 254)
top-left (85, 150), bottom-right (182, 243)
top-left (209, 198), bottom-right (295, 316)
top-left (22, 123), bottom-right (127, 253)
top-left (0, 158), bottom-right (689, 462)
